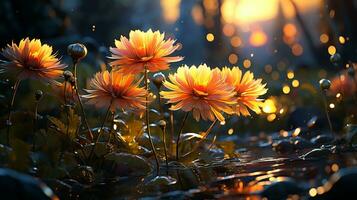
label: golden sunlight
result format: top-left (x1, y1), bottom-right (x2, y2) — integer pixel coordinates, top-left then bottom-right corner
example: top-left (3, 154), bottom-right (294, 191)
top-left (221, 0), bottom-right (321, 25)
top-left (160, 0), bottom-right (181, 24)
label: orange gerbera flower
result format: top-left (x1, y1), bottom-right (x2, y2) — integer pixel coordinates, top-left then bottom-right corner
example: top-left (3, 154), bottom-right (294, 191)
top-left (82, 70), bottom-right (147, 111)
top-left (109, 29), bottom-right (183, 74)
top-left (221, 67), bottom-right (267, 116)
top-left (0, 38), bottom-right (66, 82)
top-left (160, 64), bottom-right (236, 122)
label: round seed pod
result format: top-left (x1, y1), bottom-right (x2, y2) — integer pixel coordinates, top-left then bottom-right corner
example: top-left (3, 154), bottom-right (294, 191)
top-left (63, 70), bottom-right (74, 81)
top-left (35, 90), bottom-right (43, 101)
top-left (152, 72), bottom-right (166, 89)
top-left (330, 53), bottom-right (341, 66)
top-left (158, 120), bottom-right (167, 130)
top-left (319, 79), bottom-right (331, 90)
top-left (67, 43), bottom-right (87, 61)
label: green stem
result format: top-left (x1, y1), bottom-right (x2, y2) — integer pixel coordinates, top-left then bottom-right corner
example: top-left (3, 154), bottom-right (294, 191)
top-left (181, 119), bottom-right (218, 158)
top-left (322, 90), bottom-right (333, 132)
top-left (170, 108), bottom-right (174, 153)
top-left (89, 99), bottom-right (113, 161)
top-left (72, 61), bottom-right (94, 141)
top-left (201, 119), bottom-right (218, 139)
top-left (161, 125), bottom-right (169, 175)
top-left (64, 81), bottom-right (70, 138)
top-left (6, 79), bottom-right (21, 146)
top-left (106, 111), bottom-right (115, 146)
top-left (144, 67), bottom-right (160, 175)
top-left (176, 112), bottom-right (189, 161)
top-left (33, 100), bottom-right (39, 151)
top-left (156, 89), bottom-right (163, 116)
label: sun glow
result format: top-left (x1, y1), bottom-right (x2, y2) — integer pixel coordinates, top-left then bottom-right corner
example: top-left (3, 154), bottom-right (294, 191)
top-left (221, 0), bottom-right (321, 25)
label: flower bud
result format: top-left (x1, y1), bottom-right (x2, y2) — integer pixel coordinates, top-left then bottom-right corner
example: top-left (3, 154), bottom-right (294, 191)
top-left (319, 79), bottom-right (331, 90)
top-left (67, 43), bottom-right (87, 61)
top-left (152, 72), bottom-right (166, 89)
top-left (330, 53), bottom-right (341, 66)
top-left (63, 70), bottom-right (74, 81)
top-left (35, 90), bottom-right (43, 101)
top-left (157, 120), bottom-right (167, 130)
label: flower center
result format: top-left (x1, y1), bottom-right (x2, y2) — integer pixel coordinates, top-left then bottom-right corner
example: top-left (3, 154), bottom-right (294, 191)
top-left (192, 86), bottom-right (208, 98)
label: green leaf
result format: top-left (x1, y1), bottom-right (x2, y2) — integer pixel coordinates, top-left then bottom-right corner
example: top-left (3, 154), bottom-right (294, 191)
top-left (48, 116), bottom-right (66, 132)
top-left (116, 117), bottom-right (145, 153)
top-left (47, 107), bottom-right (80, 140)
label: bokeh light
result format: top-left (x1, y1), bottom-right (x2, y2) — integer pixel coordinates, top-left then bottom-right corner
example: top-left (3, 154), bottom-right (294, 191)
top-left (249, 30), bottom-right (268, 47)
top-left (328, 45), bottom-right (336, 55)
top-left (243, 59), bottom-right (251, 68)
top-left (228, 53), bottom-right (238, 64)
top-left (282, 85), bottom-right (291, 94)
top-left (206, 33), bottom-right (215, 42)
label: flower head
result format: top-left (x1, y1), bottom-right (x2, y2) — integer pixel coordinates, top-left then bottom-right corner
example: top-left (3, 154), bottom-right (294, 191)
top-left (1, 38), bottom-right (66, 82)
top-left (83, 70), bottom-right (147, 111)
top-left (221, 67), bottom-right (267, 116)
top-left (160, 64), bottom-right (236, 122)
top-left (109, 29), bottom-right (183, 74)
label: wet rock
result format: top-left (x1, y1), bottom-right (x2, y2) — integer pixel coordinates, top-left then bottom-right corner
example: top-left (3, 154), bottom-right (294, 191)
top-left (345, 124), bottom-right (357, 147)
top-left (70, 165), bottom-right (95, 184)
top-left (104, 152), bottom-right (152, 177)
top-left (258, 140), bottom-right (272, 148)
top-left (0, 168), bottom-right (57, 200)
top-left (62, 179), bottom-right (85, 194)
top-left (299, 148), bottom-right (331, 160)
top-left (288, 107), bottom-right (322, 130)
top-left (311, 167), bottom-right (357, 200)
top-left (235, 147), bottom-right (248, 153)
top-left (272, 140), bottom-right (294, 154)
top-left (145, 175), bottom-right (177, 187)
top-left (44, 179), bottom-right (75, 199)
top-left (291, 137), bottom-right (313, 150)
top-left (208, 148), bottom-right (225, 158)
top-left (160, 190), bottom-right (186, 200)
top-left (260, 177), bottom-right (304, 200)
top-left (310, 135), bottom-right (334, 146)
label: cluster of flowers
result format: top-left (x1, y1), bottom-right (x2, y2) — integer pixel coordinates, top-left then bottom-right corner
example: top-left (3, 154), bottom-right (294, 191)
top-left (0, 29), bottom-right (267, 124)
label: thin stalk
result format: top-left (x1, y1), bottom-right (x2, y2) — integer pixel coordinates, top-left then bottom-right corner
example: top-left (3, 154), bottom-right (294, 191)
top-left (89, 99), bottom-right (113, 161)
top-left (144, 67), bottom-right (160, 175)
top-left (156, 89), bottom-right (163, 116)
top-left (201, 119), bottom-right (218, 139)
top-left (170, 109), bottom-right (174, 151)
top-left (207, 131), bottom-right (218, 150)
top-left (176, 112), bottom-right (189, 161)
top-left (161, 125), bottom-right (169, 175)
top-left (64, 81), bottom-right (70, 138)
top-left (322, 90), bottom-right (333, 132)
top-left (182, 119), bottom-right (218, 158)
top-left (106, 111), bottom-right (115, 146)
top-left (73, 61), bottom-right (94, 141)
top-left (32, 100), bottom-right (39, 151)
top-left (6, 79), bottom-right (21, 145)
top-left (338, 72), bottom-right (345, 97)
